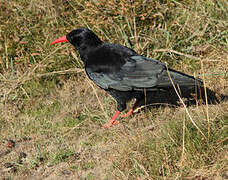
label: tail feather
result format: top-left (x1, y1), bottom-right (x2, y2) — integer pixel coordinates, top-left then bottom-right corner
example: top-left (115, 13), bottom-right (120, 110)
top-left (158, 68), bottom-right (202, 87)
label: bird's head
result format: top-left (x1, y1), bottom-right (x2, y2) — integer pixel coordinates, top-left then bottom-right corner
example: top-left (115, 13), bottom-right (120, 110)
top-left (51, 28), bottom-right (103, 52)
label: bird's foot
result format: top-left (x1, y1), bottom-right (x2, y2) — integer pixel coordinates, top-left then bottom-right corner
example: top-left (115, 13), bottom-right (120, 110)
top-left (102, 110), bottom-right (121, 128)
top-left (121, 109), bottom-right (134, 118)
top-left (121, 100), bottom-right (139, 118)
top-left (102, 120), bottom-right (120, 128)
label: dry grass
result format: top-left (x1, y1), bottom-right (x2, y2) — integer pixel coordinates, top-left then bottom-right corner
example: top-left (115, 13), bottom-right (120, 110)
top-left (0, 0), bottom-right (228, 179)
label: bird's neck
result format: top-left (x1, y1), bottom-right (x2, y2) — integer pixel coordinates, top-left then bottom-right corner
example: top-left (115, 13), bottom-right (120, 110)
top-left (78, 42), bottom-right (103, 64)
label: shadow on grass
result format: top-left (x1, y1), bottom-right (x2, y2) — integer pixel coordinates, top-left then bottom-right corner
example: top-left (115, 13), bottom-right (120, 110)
top-left (137, 86), bottom-right (228, 110)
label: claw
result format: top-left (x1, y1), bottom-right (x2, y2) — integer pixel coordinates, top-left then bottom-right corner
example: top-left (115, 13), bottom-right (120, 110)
top-left (121, 99), bottom-right (139, 118)
top-left (102, 99), bottom-right (140, 128)
top-left (121, 109), bottom-right (134, 118)
top-left (102, 110), bottom-right (120, 129)
top-left (112, 120), bottom-right (120, 125)
top-left (102, 120), bottom-right (120, 128)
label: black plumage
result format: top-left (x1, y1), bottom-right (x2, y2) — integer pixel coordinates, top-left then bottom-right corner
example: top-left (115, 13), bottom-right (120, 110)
top-left (51, 28), bottom-right (202, 128)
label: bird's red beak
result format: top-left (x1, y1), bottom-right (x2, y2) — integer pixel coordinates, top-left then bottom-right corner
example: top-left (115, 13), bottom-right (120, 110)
top-left (50, 35), bottom-right (69, 45)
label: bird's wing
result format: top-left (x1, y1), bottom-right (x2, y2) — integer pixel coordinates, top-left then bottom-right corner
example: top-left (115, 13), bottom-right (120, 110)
top-left (86, 55), bottom-right (199, 91)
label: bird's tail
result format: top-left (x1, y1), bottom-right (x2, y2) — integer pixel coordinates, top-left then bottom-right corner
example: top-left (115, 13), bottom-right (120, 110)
top-left (158, 68), bottom-right (202, 87)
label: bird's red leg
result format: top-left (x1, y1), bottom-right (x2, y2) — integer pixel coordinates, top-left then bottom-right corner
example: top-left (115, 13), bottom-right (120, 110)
top-left (121, 99), bottom-right (139, 118)
top-left (102, 110), bottom-right (121, 128)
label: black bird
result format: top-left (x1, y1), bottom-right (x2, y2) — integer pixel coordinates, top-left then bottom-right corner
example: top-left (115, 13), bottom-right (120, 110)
top-left (51, 28), bottom-right (201, 128)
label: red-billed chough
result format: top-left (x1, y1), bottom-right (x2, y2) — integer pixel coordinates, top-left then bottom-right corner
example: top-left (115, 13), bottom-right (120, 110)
top-left (51, 28), bottom-right (202, 128)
